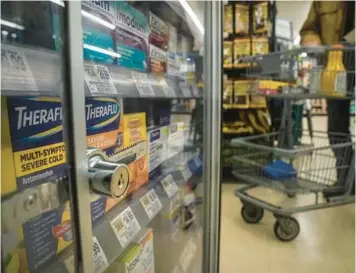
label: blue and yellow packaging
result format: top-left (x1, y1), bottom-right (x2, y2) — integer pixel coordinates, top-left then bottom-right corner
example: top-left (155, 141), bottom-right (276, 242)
top-left (1, 97), bottom-right (67, 196)
top-left (86, 97), bottom-right (123, 150)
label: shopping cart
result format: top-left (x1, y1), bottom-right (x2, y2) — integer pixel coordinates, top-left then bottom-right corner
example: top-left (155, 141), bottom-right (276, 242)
top-left (232, 45), bottom-right (355, 241)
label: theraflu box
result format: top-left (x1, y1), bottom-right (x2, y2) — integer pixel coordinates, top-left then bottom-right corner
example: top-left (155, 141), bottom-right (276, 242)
top-left (2, 97), bottom-right (67, 194)
top-left (85, 97), bottom-right (123, 150)
top-left (82, 1), bottom-right (116, 64)
top-left (115, 1), bottom-right (149, 71)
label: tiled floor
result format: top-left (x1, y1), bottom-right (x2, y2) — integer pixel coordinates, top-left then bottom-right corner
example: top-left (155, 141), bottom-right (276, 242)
top-left (219, 183), bottom-right (355, 273)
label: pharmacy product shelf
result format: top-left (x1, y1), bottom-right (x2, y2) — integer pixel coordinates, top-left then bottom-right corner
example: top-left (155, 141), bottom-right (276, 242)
top-left (39, 154), bottom-right (202, 273)
top-left (1, 43), bottom-right (202, 99)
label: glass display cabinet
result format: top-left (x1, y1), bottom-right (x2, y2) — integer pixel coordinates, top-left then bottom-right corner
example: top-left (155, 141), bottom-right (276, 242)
top-left (1, 1), bottom-right (222, 273)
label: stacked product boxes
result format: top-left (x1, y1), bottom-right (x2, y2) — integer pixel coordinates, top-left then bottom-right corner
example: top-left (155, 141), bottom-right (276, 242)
top-left (1, 1), bottom-right (196, 273)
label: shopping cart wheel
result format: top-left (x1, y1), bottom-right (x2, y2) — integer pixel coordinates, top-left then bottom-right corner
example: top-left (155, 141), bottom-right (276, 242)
top-left (273, 216), bottom-right (300, 242)
top-left (241, 205), bottom-right (264, 224)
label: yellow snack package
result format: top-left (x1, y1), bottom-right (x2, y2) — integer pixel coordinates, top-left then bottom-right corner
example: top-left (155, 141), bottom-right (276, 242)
top-left (224, 4), bottom-right (233, 35)
top-left (234, 39), bottom-right (251, 68)
top-left (235, 4), bottom-right (249, 35)
top-left (233, 80), bottom-right (250, 108)
top-left (223, 41), bottom-right (233, 68)
top-left (253, 2), bottom-right (269, 34)
top-left (223, 80), bottom-right (233, 108)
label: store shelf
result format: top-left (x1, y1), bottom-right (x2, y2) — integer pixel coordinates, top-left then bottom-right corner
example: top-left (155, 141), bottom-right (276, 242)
top-left (39, 153), bottom-right (202, 273)
top-left (1, 43), bottom-right (202, 99)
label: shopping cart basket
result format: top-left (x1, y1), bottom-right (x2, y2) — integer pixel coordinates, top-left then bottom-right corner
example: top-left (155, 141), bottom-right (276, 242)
top-left (232, 45), bottom-right (355, 241)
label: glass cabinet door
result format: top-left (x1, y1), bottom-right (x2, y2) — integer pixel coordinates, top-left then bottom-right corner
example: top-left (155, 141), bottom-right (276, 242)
top-left (79, 1), bottom-right (207, 273)
top-left (1, 1), bottom-right (80, 273)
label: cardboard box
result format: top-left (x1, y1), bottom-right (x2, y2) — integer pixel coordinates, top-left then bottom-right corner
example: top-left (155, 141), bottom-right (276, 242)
top-left (1, 97), bottom-right (67, 196)
top-left (148, 126), bottom-right (169, 179)
top-left (86, 97), bottom-right (123, 150)
top-left (108, 113), bottom-right (149, 194)
top-left (115, 1), bottom-right (149, 72)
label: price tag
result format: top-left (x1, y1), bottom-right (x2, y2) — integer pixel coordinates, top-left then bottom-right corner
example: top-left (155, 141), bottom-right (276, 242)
top-left (140, 189), bottom-right (163, 219)
top-left (169, 192), bottom-right (181, 217)
top-left (161, 174), bottom-right (179, 198)
top-left (63, 253), bottom-right (75, 273)
top-left (110, 207), bottom-right (141, 248)
top-left (92, 236), bottom-right (109, 273)
top-left (131, 71), bottom-right (155, 96)
top-left (84, 64), bottom-right (117, 94)
top-left (181, 167), bottom-right (192, 182)
top-left (1, 48), bottom-right (38, 91)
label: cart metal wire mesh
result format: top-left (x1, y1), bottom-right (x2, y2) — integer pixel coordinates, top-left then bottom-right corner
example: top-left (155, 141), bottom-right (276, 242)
top-left (231, 131), bottom-right (355, 195)
top-left (243, 45), bottom-right (355, 99)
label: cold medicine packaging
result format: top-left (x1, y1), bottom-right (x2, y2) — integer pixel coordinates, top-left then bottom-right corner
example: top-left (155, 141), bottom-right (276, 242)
top-left (115, 1), bottom-right (149, 72)
top-left (82, 1), bottom-right (116, 64)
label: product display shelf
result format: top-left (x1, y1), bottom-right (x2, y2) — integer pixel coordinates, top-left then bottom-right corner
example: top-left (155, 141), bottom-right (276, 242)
top-left (1, 43), bottom-right (202, 99)
top-left (37, 151), bottom-right (202, 273)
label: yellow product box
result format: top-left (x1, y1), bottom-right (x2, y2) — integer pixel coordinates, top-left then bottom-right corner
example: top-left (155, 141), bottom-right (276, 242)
top-left (224, 4), bottom-right (233, 35)
top-left (235, 4), bottom-right (249, 35)
top-left (233, 80), bottom-right (251, 108)
top-left (223, 41), bottom-right (233, 68)
top-left (1, 97), bottom-right (67, 197)
top-left (3, 202), bottom-right (73, 273)
top-left (234, 39), bottom-right (251, 68)
top-left (253, 2), bottom-right (269, 34)
top-left (223, 80), bottom-right (233, 109)
top-left (105, 229), bottom-right (154, 273)
top-left (258, 80), bottom-right (289, 95)
top-left (249, 95), bottom-right (267, 108)
top-left (252, 37), bottom-right (269, 56)
top-left (109, 113), bottom-right (149, 194)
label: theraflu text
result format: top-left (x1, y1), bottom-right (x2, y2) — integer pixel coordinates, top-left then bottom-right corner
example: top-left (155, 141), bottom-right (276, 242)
top-left (86, 103), bottom-right (118, 120)
top-left (15, 106), bottom-right (62, 130)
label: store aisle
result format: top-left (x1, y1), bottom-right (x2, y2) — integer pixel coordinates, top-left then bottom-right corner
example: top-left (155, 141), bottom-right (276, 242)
top-left (219, 183), bottom-right (355, 273)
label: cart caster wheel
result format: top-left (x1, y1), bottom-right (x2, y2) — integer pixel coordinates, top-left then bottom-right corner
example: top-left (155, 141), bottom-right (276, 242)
top-left (241, 205), bottom-right (264, 224)
top-left (273, 216), bottom-right (300, 242)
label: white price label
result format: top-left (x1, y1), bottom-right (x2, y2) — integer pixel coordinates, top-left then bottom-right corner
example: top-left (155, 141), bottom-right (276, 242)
top-left (161, 174), bottom-right (179, 198)
top-left (1, 48), bottom-right (38, 91)
top-left (92, 237), bottom-right (109, 273)
top-left (63, 253), bottom-right (75, 273)
top-left (131, 71), bottom-right (155, 96)
top-left (84, 64), bottom-right (117, 94)
top-left (169, 192), bottom-right (181, 216)
top-left (110, 207), bottom-right (141, 248)
top-left (141, 238), bottom-right (155, 273)
top-left (181, 167), bottom-right (192, 182)
top-left (140, 189), bottom-right (163, 219)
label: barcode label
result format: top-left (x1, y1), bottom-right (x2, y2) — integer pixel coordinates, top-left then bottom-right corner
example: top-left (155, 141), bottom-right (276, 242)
top-left (110, 207), bottom-right (141, 248)
top-left (131, 71), bottom-right (155, 96)
top-left (169, 192), bottom-right (181, 216)
top-left (63, 253), bottom-right (75, 273)
top-left (84, 64), bottom-right (117, 94)
top-left (334, 72), bottom-right (347, 94)
top-left (161, 174), bottom-right (179, 198)
top-left (181, 167), bottom-right (192, 182)
top-left (92, 237), bottom-right (108, 273)
top-left (1, 48), bottom-right (38, 91)
top-left (140, 189), bottom-right (163, 219)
